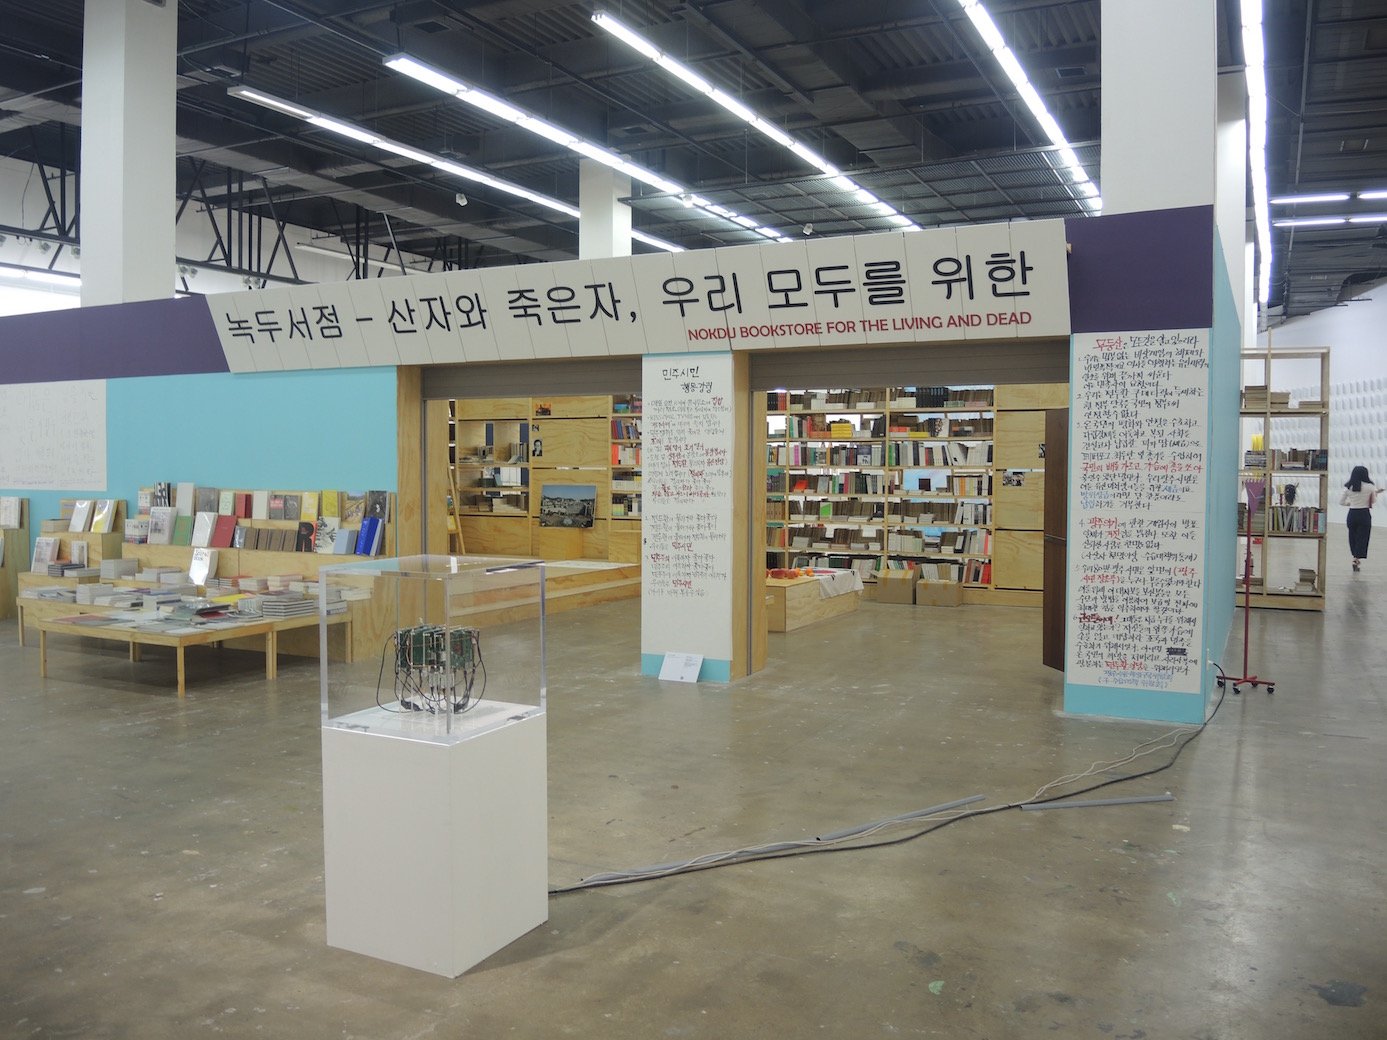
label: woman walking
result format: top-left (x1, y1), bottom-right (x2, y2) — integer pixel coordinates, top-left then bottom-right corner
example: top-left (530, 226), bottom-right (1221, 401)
top-left (1340, 465), bottom-right (1379, 572)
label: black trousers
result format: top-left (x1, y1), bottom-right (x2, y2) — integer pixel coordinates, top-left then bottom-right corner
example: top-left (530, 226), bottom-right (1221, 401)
top-left (1348, 508), bottom-right (1372, 559)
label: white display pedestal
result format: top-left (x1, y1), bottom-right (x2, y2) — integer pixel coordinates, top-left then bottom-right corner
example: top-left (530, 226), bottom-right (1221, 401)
top-left (321, 702), bottom-right (548, 977)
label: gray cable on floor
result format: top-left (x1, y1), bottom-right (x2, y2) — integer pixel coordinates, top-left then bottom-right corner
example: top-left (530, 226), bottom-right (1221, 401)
top-left (550, 794), bottom-right (987, 893)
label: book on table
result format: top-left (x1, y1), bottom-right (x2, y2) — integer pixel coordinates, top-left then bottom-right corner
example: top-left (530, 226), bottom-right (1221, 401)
top-left (188, 547), bottom-right (218, 587)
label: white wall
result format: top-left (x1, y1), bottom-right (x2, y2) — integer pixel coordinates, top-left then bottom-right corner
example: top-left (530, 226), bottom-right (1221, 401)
top-left (1257, 284), bottom-right (1387, 522)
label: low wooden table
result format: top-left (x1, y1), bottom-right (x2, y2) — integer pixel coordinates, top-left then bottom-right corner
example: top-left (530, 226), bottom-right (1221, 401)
top-left (34, 612), bottom-right (352, 697)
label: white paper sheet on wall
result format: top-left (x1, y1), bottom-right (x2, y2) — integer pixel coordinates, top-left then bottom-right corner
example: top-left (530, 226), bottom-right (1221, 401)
top-left (0, 380), bottom-right (107, 490)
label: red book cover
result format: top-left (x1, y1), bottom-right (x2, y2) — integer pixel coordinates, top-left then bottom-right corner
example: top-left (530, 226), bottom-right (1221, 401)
top-left (210, 514), bottom-right (238, 549)
top-left (234, 492), bottom-right (252, 518)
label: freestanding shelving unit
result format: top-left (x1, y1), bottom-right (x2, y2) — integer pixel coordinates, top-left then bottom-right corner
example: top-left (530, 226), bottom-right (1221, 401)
top-left (1238, 348), bottom-right (1330, 611)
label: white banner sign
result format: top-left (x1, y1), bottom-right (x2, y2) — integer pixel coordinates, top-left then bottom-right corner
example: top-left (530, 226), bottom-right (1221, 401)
top-left (208, 220), bottom-right (1070, 372)
top-left (1066, 329), bottom-right (1210, 694)
top-left (641, 354), bottom-right (735, 665)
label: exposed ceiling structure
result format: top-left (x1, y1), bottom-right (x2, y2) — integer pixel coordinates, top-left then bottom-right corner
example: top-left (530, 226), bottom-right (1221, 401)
top-left (0, 1), bottom-right (1383, 321)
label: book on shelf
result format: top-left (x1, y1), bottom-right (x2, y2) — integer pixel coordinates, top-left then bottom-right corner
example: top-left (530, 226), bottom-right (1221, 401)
top-left (137, 487), bottom-right (154, 514)
top-left (355, 516), bottom-right (383, 556)
top-left (124, 517), bottom-right (150, 544)
top-left (191, 511), bottom-right (217, 548)
top-left (321, 490), bottom-right (341, 519)
top-left (68, 499), bottom-right (93, 533)
top-left (292, 521), bottom-right (313, 552)
top-left (147, 506), bottom-right (176, 545)
top-left (90, 499), bottom-right (117, 534)
top-left (315, 516), bottom-right (341, 554)
top-left (268, 493), bottom-right (286, 520)
top-left (341, 492), bottom-right (366, 526)
top-left (217, 489), bottom-right (236, 515)
top-left (332, 527), bottom-right (356, 554)
top-left (234, 492), bottom-right (252, 518)
top-left (231, 524), bottom-right (247, 549)
top-left (152, 482), bottom-right (173, 508)
top-left (251, 490), bottom-right (269, 520)
top-left (301, 491), bottom-right (319, 524)
top-left (172, 515), bottom-right (195, 547)
top-left (175, 481), bottom-right (196, 517)
top-left (0, 495), bottom-right (20, 529)
top-left (195, 486), bottom-right (220, 514)
top-left (31, 536), bottom-right (59, 573)
top-left (210, 514), bottom-right (238, 548)
top-left (365, 490), bottom-right (389, 521)
top-left (282, 494), bottom-right (302, 522)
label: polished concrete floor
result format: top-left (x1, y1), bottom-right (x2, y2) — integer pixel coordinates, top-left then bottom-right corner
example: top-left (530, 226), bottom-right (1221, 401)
top-left (1, 541), bottom-right (1383, 1039)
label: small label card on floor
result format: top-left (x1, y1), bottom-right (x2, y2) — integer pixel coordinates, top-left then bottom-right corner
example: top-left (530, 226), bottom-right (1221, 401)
top-left (658, 653), bottom-right (703, 683)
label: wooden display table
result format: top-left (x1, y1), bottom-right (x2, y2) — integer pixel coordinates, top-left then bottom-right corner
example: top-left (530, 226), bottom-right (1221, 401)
top-left (34, 612), bottom-right (351, 697)
top-left (766, 571), bottom-right (863, 632)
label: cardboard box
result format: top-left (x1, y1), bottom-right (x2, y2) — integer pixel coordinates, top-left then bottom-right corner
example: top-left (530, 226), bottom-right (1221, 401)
top-left (916, 580), bottom-right (963, 607)
top-left (875, 570), bottom-right (916, 604)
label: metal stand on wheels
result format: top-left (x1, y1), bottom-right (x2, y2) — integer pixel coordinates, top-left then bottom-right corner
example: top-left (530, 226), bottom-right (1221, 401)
top-left (1219, 479), bottom-right (1274, 695)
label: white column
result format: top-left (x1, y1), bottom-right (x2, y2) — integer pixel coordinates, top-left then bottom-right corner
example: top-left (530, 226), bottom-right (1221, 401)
top-left (578, 160), bottom-right (631, 260)
top-left (80, 0), bottom-right (177, 306)
top-left (1217, 72), bottom-right (1249, 338)
top-left (1100, 0), bottom-right (1217, 214)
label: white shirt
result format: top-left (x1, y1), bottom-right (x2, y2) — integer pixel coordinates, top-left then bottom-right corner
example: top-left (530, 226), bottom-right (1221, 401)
top-left (1341, 482), bottom-right (1379, 509)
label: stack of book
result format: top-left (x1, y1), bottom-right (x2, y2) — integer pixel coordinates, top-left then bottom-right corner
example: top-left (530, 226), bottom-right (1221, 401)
top-left (1296, 567), bottom-right (1318, 593)
top-left (257, 593), bottom-right (319, 618)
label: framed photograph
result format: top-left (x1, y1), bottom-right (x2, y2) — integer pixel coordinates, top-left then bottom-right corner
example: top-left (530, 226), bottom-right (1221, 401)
top-left (539, 484), bottom-right (596, 528)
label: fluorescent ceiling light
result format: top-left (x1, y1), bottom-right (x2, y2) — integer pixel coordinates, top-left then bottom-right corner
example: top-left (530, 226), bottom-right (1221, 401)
top-left (954, 0), bottom-right (1101, 215)
top-left (307, 116), bottom-right (380, 145)
top-left (226, 85), bottom-right (612, 237)
top-left (590, 11), bottom-right (915, 232)
top-left (296, 241), bottom-right (412, 272)
top-left (632, 229), bottom-right (684, 251)
top-left (1347, 214), bottom-right (1387, 223)
top-left (227, 86), bottom-right (314, 120)
top-left (1271, 217), bottom-right (1346, 228)
top-left (1269, 192), bottom-right (1350, 205)
top-left (0, 262), bottom-right (81, 289)
top-left (1242, 0), bottom-right (1271, 307)
top-left (382, 51), bottom-right (790, 243)
top-left (1357, 189), bottom-right (1387, 200)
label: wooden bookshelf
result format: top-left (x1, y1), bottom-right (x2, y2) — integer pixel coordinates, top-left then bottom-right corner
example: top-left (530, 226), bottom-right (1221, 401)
top-left (764, 384), bottom-right (1066, 605)
top-left (765, 387), bottom-right (994, 591)
top-left (1, 497), bottom-right (30, 621)
top-left (446, 395), bottom-right (643, 565)
top-left (1238, 348), bottom-right (1330, 611)
top-left (991, 382), bottom-right (1069, 606)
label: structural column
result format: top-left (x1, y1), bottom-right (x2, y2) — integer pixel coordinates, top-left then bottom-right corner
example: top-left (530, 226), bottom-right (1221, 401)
top-left (80, 0), bottom-right (177, 306)
top-left (578, 160), bottom-right (631, 260)
top-left (1062, 0), bottom-right (1227, 723)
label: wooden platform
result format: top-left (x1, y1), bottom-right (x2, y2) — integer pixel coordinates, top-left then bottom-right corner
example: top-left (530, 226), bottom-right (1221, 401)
top-left (766, 574), bottom-right (861, 632)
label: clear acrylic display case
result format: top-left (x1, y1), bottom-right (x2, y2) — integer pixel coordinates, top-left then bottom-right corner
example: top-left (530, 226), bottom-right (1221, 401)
top-left (318, 554), bottom-right (550, 976)
top-left (318, 554), bottom-right (546, 743)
